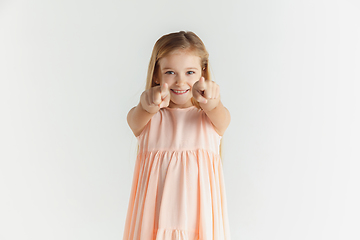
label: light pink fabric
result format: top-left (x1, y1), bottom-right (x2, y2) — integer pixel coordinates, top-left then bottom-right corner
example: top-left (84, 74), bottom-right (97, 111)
top-left (123, 106), bottom-right (231, 240)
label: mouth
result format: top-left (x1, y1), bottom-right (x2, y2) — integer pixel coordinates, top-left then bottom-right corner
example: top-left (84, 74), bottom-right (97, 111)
top-left (171, 89), bottom-right (189, 95)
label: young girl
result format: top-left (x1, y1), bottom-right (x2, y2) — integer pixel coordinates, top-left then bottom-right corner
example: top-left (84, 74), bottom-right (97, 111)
top-left (123, 31), bottom-right (231, 240)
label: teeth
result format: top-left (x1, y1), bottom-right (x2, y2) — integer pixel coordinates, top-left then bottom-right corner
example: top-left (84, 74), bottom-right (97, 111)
top-left (173, 89), bottom-right (187, 93)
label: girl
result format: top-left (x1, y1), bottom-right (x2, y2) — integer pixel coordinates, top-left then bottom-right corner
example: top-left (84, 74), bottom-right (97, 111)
top-left (123, 31), bottom-right (231, 240)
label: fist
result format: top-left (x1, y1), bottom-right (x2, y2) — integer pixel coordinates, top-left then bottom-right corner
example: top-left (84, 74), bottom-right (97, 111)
top-left (140, 83), bottom-right (170, 114)
top-left (192, 77), bottom-right (220, 111)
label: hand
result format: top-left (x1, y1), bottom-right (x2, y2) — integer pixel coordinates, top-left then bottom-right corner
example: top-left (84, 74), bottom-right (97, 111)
top-left (140, 83), bottom-right (170, 114)
top-left (192, 77), bottom-right (220, 112)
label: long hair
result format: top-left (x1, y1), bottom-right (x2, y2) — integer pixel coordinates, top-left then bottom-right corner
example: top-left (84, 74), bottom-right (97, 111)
top-left (144, 31), bottom-right (224, 160)
top-left (145, 31), bottom-right (211, 109)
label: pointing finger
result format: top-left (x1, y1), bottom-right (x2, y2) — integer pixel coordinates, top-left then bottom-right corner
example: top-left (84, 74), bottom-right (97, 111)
top-left (204, 81), bottom-right (212, 99)
top-left (153, 91), bottom-right (161, 105)
top-left (160, 91), bottom-right (170, 108)
top-left (160, 83), bottom-right (169, 98)
top-left (197, 77), bottom-right (206, 90)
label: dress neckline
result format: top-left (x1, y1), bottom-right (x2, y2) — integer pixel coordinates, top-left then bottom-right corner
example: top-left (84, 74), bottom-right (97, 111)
top-left (164, 105), bottom-right (197, 111)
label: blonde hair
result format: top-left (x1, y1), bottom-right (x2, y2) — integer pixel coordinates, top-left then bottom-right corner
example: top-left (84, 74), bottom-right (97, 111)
top-left (145, 31), bottom-right (211, 109)
top-left (144, 31), bottom-right (224, 160)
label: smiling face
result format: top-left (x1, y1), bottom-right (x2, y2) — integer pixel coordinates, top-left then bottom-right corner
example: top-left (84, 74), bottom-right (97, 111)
top-left (156, 50), bottom-right (202, 108)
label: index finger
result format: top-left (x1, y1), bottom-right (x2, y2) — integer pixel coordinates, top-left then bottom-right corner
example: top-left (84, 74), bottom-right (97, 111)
top-left (196, 77), bottom-right (206, 90)
top-left (160, 83), bottom-right (169, 97)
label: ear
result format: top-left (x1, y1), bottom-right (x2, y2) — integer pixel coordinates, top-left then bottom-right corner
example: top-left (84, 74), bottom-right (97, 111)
top-left (153, 68), bottom-right (161, 85)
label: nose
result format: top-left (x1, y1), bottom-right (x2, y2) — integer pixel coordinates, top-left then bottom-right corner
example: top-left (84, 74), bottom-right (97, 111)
top-left (175, 74), bottom-right (186, 86)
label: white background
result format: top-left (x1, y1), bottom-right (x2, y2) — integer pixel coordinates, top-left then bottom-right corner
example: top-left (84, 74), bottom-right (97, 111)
top-left (1, 0), bottom-right (359, 239)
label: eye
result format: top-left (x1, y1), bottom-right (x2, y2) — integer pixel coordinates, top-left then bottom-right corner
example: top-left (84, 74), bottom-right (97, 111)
top-left (165, 71), bottom-right (175, 74)
top-left (187, 71), bottom-right (195, 75)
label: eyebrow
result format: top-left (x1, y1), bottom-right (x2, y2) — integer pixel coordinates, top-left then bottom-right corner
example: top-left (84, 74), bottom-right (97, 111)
top-left (162, 67), bottom-right (200, 70)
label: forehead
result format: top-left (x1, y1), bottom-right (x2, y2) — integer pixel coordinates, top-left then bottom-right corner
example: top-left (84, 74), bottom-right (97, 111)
top-left (158, 50), bottom-right (201, 69)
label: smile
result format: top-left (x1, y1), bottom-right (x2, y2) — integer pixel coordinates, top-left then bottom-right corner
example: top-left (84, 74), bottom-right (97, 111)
top-left (171, 89), bottom-right (189, 95)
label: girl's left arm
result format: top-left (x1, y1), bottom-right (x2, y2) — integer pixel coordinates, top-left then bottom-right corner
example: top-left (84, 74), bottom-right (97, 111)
top-left (203, 101), bottom-right (231, 136)
top-left (192, 77), bottom-right (231, 136)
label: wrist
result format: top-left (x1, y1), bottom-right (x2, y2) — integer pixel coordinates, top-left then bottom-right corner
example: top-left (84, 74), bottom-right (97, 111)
top-left (200, 99), bottom-right (220, 113)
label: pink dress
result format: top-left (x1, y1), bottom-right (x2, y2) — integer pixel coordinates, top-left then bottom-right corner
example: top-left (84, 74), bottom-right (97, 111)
top-left (123, 106), bottom-right (231, 240)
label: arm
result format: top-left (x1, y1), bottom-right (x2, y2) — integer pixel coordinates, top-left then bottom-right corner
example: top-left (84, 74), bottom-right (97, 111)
top-left (127, 83), bottom-right (170, 137)
top-left (127, 102), bottom-right (156, 137)
top-left (202, 101), bottom-right (231, 136)
top-left (192, 77), bottom-right (231, 136)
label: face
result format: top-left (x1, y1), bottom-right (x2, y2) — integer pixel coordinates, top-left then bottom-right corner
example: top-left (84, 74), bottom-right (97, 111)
top-left (156, 50), bottom-right (202, 108)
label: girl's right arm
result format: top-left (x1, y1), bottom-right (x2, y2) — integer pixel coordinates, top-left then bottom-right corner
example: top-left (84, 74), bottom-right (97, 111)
top-left (127, 83), bottom-right (170, 137)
